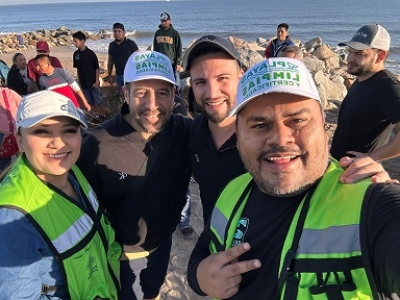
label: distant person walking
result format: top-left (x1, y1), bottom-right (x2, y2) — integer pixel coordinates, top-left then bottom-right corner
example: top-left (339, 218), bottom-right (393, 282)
top-left (27, 41), bottom-right (63, 83)
top-left (264, 23), bottom-right (295, 58)
top-left (73, 31), bottom-right (107, 122)
top-left (330, 24), bottom-right (400, 162)
top-left (153, 12), bottom-right (183, 72)
top-left (107, 22), bottom-right (139, 90)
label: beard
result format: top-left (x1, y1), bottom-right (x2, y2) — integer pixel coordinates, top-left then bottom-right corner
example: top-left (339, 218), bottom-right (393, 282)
top-left (200, 98), bottom-right (232, 124)
top-left (347, 59), bottom-right (376, 77)
top-left (135, 108), bottom-right (170, 135)
top-left (240, 144), bottom-right (330, 197)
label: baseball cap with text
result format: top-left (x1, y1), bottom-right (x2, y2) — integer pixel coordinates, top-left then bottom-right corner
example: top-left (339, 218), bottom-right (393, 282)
top-left (36, 41), bottom-right (50, 52)
top-left (17, 91), bottom-right (87, 129)
top-left (124, 50), bottom-right (176, 86)
top-left (230, 57), bottom-right (321, 116)
top-left (338, 24), bottom-right (390, 51)
top-left (159, 12), bottom-right (171, 21)
top-left (182, 35), bottom-right (242, 71)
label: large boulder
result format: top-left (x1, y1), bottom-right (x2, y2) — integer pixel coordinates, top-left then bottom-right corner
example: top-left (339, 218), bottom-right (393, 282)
top-left (228, 36), bottom-right (264, 71)
top-left (303, 56), bottom-right (325, 74)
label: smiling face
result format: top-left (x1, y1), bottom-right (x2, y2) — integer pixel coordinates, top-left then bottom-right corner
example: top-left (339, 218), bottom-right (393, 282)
top-left (123, 79), bottom-right (174, 138)
top-left (190, 51), bottom-right (243, 125)
top-left (18, 116), bottom-right (81, 182)
top-left (236, 93), bottom-right (329, 196)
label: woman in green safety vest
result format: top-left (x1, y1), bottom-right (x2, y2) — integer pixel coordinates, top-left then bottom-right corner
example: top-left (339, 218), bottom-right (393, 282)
top-left (0, 90), bottom-right (121, 300)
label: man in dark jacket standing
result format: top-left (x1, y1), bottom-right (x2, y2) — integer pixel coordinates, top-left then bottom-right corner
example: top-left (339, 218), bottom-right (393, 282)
top-left (264, 23), bottom-right (295, 58)
top-left (153, 12), bottom-right (183, 72)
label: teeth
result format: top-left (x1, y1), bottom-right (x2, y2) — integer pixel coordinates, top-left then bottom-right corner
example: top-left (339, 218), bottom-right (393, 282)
top-left (47, 153), bottom-right (68, 158)
top-left (266, 156), bottom-right (297, 162)
top-left (207, 100), bottom-right (225, 106)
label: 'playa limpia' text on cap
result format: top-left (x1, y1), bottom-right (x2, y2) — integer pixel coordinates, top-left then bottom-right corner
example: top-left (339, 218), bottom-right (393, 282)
top-left (124, 50), bottom-right (176, 86)
top-left (230, 57), bottom-right (321, 116)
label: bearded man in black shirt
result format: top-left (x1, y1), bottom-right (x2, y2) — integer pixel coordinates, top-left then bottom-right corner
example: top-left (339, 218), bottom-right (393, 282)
top-left (188, 57), bottom-right (400, 300)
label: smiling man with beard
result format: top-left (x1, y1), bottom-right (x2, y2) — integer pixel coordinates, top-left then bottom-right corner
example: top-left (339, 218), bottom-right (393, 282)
top-left (77, 50), bottom-right (191, 300)
top-left (188, 58), bottom-right (400, 300)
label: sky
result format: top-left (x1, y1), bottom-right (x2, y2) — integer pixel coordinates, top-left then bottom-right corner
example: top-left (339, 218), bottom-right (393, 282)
top-left (0, 0), bottom-right (157, 5)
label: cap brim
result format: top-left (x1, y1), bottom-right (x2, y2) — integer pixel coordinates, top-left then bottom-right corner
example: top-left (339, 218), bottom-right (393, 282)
top-left (229, 88), bottom-right (321, 117)
top-left (124, 74), bottom-right (177, 86)
top-left (19, 112), bottom-right (87, 129)
top-left (338, 41), bottom-right (372, 50)
top-left (183, 40), bottom-right (241, 71)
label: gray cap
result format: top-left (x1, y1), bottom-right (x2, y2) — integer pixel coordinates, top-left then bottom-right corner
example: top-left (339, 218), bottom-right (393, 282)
top-left (338, 24), bottom-right (390, 51)
top-left (182, 35), bottom-right (242, 71)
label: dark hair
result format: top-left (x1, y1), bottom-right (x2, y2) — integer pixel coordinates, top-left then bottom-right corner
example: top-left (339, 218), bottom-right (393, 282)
top-left (34, 54), bottom-right (51, 64)
top-left (277, 23), bottom-right (289, 30)
top-left (113, 22), bottom-right (125, 31)
top-left (12, 52), bottom-right (24, 65)
top-left (72, 31), bottom-right (86, 41)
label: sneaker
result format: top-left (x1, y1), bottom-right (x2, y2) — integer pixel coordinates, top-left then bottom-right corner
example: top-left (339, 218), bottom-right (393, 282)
top-left (180, 225), bottom-right (194, 239)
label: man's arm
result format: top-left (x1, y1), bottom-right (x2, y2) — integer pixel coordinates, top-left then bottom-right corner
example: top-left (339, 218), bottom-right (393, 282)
top-left (363, 183), bottom-right (400, 297)
top-left (107, 54), bottom-right (114, 85)
top-left (175, 32), bottom-right (183, 71)
top-left (368, 128), bottom-right (400, 161)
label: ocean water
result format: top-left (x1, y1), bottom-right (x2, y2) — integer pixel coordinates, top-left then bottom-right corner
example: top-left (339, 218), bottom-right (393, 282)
top-left (1, 0), bottom-right (400, 72)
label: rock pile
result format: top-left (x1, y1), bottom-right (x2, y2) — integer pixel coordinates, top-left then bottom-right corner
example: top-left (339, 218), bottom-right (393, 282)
top-left (1, 27), bottom-right (355, 108)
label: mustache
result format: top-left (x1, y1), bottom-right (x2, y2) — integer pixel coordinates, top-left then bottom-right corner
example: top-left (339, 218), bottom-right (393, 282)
top-left (139, 108), bottom-right (164, 115)
top-left (257, 146), bottom-right (305, 161)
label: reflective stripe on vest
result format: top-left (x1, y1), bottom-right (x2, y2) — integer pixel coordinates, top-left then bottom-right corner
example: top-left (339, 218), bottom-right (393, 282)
top-left (298, 224), bottom-right (360, 255)
top-left (210, 207), bottom-right (228, 245)
top-left (52, 213), bottom-right (94, 253)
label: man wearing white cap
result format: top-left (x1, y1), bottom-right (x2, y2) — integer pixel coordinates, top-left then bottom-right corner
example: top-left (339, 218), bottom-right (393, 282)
top-left (77, 51), bottom-right (191, 300)
top-left (331, 24), bottom-right (400, 162)
top-left (188, 58), bottom-right (400, 299)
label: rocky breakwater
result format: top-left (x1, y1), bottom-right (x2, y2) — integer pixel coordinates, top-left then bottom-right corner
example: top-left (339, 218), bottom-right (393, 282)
top-left (0, 27), bottom-right (111, 53)
top-left (227, 36), bottom-right (355, 109)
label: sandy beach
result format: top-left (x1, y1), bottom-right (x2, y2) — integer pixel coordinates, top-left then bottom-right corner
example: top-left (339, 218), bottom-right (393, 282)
top-left (2, 45), bottom-right (400, 300)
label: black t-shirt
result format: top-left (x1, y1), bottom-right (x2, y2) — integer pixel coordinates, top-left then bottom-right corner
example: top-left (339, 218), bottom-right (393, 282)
top-left (73, 47), bottom-right (99, 89)
top-left (77, 103), bottom-right (192, 250)
top-left (108, 38), bottom-right (138, 75)
top-left (189, 115), bottom-right (247, 222)
top-left (330, 69), bottom-right (400, 160)
top-left (188, 182), bottom-right (400, 299)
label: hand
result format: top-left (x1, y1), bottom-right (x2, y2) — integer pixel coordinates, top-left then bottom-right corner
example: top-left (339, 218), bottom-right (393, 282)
top-left (339, 155), bottom-right (398, 184)
top-left (197, 243), bottom-right (261, 299)
top-left (84, 102), bottom-right (92, 112)
top-left (175, 65), bottom-right (183, 72)
top-left (345, 151), bottom-right (369, 158)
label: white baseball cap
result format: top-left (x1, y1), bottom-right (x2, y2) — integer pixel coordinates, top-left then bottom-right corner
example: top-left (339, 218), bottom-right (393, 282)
top-left (338, 24), bottom-right (390, 52)
top-left (17, 90), bottom-right (87, 128)
top-left (230, 57), bottom-right (321, 116)
top-left (123, 50), bottom-right (177, 86)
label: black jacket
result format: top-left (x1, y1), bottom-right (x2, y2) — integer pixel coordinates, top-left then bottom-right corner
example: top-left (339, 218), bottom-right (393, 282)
top-left (6, 65), bottom-right (27, 96)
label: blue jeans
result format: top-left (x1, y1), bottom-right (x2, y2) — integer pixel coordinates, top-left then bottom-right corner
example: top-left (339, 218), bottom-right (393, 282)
top-left (180, 188), bottom-right (191, 229)
top-left (82, 87), bottom-right (102, 106)
top-left (116, 74), bottom-right (124, 91)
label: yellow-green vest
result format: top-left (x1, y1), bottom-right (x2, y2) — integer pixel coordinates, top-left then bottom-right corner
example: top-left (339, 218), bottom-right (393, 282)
top-left (210, 160), bottom-right (376, 299)
top-left (0, 155), bottom-right (121, 300)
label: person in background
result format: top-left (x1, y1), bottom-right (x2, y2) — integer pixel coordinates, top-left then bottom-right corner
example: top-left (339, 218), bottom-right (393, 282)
top-left (264, 23), bottom-right (295, 58)
top-left (277, 45), bottom-right (304, 60)
top-left (107, 22), bottom-right (139, 90)
top-left (73, 31), bottom-right (107, 123)
top-left (188, 57), bottom-right (400, 300)
top-left (0, 85), bottom-right (21, 172)
top-left (153, 12), bottom-right (183, 72)
top-left (330, 24), bottom-right (400, 162)
top-left (35, 54), bottom-right (91, 123)
top-left (7, 52), bottom-right (37, 96)
top-left (0, 90), bottom-right (120, 299)
top-left (27, 41), bottom-right (62, 83)
top-left (77, 51), bottom-right (191, 300)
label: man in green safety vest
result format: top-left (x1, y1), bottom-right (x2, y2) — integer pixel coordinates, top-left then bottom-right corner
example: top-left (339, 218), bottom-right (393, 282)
top-left (187, 57), bottom-right (400, 300)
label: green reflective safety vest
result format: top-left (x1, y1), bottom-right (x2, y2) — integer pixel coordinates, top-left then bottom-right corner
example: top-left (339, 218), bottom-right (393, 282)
top-left (0, 155), bottom-right (121, 300)
top-left (210, 160), bottom-right (376, 300)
